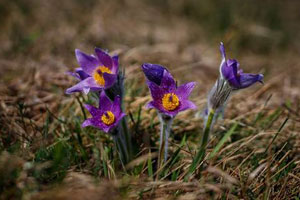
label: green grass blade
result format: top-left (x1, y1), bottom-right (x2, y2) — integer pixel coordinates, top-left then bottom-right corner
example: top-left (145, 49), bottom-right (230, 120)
top-left (209, 123), bottom-right (238, 159)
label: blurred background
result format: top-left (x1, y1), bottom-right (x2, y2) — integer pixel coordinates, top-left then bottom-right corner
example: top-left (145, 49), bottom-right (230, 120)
top-left (1, 0), bottom-right (300, 199)
top-left (1, 0), bottom-right (300, 96)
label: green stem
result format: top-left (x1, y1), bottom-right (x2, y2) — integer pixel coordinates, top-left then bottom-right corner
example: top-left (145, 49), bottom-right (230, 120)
top-left (157, 115), bottom-right (173, 173)
top-left (185, 109), bottom-right (215, 181)
top-left (158, 122), bottom-right (167, 169)
top-left (200, 109), bottom-right (215, 150)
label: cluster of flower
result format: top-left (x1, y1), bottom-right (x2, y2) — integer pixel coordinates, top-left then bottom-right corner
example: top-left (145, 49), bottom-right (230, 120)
top-left (66, 43), bottom-right (263, 165)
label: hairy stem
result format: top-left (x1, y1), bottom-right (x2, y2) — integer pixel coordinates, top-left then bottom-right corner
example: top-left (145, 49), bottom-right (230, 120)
top-left (157, 114), bottom-right (173, 169)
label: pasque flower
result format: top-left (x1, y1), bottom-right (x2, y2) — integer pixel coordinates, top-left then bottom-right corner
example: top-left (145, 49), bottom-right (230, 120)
top-left (207, 42), bottom-right (264, 113)
top-left (187, 43), bottom-right (265, 179)
top-left (186, 44), bottom-right (264, 179)
top-left (82, 91), bottom-right (125, 133)
top-left (142, 63), bottom-right (197, 165)
top-left (66, 48), bottom-right (119, 94)
top-left (145, 67), bottom-right (197, 117)
top-left (219, 42), bottom-right (263, 89)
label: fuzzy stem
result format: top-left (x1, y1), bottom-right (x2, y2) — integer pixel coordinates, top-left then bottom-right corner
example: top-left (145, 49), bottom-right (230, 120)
top-left (157, 114), bottom-right (173, 169)
top-left (158, 122), bottom-right (167, 169)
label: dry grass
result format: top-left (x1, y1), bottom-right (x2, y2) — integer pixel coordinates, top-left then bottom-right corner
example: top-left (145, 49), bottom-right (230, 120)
top-left (1, 0), bottom-right (300, 199)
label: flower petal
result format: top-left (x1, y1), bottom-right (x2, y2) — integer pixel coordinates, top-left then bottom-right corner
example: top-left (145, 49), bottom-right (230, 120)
top-left (82, 119), bottom-right (94, 128)
top-left (65, 77), bottom-right (99, 94)
top-left (111, 96), bottom-right (122, 116)
top-left (219, 42), bottom-right (227, 76)
top-left (84, 104), bottom-right (100, 116)
top-left (115, 112), bottom-right (126, 125)
top-left (95, 48), bottom-right (113, 69)
top-left (99, 91), bottom-right (113, 111)
top-left (220, 42), bottom-right (226, 59)
top-left (176, 82), bottom-right (196, 99)
top-left (178, 100), bottom-right (197, 112)
top-left (75, 68), bottom-right (90, 80)
top-left (75, 49), bottom-right (99, 75)
top-left (222, 59), bottom-right (238, 80)
top-left (146, 101), bottom-right (178, 117)
top-left (141, 63), bottom-right (166, 86)
top-left (103, 73), bottom-right (117, 89)
top-left (160, 70), bottom-right (176, 92)
top-left (111, 55), bottom-right (119, 74)
top-left (147, 81), bottom-right (165, 100)
top-left (237, 73), bottom-right (264, 89)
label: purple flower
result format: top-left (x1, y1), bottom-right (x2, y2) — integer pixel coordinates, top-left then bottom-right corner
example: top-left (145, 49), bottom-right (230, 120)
top-left (82, 91), bottom-right (125, 133)
top-left (141, 63), bottom-right (167, 85)
top-left (144, 66), bottom-right (197, 117)
top-left (66, 48), bottom-right (119, 94)
top-left (219, 42), bottom-right (264, 89)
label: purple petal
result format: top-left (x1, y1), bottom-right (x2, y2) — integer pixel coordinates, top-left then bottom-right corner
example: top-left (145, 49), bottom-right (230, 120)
top-left (102, 126), bottom-right (111, 133)
top-left (66, 68), bottom-right (90, 81)
top-left (178, 100), bottom-right (197, 112)
top-left (220, 42), bottom-right (226, 59)
top-left (176, 82), bottom-right (196, 99)
top-left (146, 101), bottom-right (178, 117)
top-left (111, 55), bottom-right (119, 74)
top-left (114, 112), bottom-right (126, 126)
top-left (103, 73), bottom-right (117, 89)
top-left (237, 73), bottom-right (264, 89)
top-left (65, 77), bottom-right (100, 94)
top-left (219, 42), bottom-right (227, 76)
top-left (75, 49), bottom-right (99, 76)
top-left (95, 48), bottom-right (113, 69)
top-left (160, 70), bottom-right (176, 92)
top-left (141, 63), bottom-right (166, 85)
top-left (66, 71), bottom-right (80, 80)
top-left (75, 68), bottom-right (90, 80)
top-left (118, 113), bottom-right (126, 121)
top-left (147, 81), bottom-right (165, 100)
top-left (84, 104), bottom-right (100, 116)
top-left (99, 91), bottom-right (113, 111)
top-left (83, 87), bottom-right (90, 94)
top-left (111, 96), bottom-right (122, 116)
top-left (222, 59), bottom-right (238, 80)
top-left (85, 77), bottom-right (104, 91)
top-left (82, 119), bottom-right (94, 128)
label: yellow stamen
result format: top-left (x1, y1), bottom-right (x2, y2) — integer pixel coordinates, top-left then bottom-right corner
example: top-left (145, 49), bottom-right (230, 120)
top-left (101, 111), bottom-right (115, 125)
top-left (162, 93), bottom-right (180, 111)
top-left (93, 66), bottom-right (112, 86)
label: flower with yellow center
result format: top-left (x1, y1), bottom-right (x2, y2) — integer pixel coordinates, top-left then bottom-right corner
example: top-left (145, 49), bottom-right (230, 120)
top-left (101, 111), bottom-right (115, 125)
top-left (93, 66), bottom-right (112, 86)
top-left (162, 93), bottom-right (180, 111)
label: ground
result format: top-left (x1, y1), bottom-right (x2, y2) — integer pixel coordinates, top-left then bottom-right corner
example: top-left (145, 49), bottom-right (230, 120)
top-left (0, 0), bottom-right (300, 199)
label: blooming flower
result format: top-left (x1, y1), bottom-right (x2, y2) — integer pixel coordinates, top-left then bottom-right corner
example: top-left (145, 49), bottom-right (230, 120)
top-left (66, 48), bottom-right (119, 94)
top-left (219, 42), bottom-right (264, 89)
top-left (144, 66), bottom-right (197, 117)
top-left (82, 91), bottom-right (125, 133)
top-left (204, 42), bottom-right (265, 122)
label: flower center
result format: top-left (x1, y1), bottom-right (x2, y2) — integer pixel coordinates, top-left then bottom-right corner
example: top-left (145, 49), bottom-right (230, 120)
top-left (162, 93), bottom-right (180, 111)
top-left (101, 111), bottom-right (115, 125)
top-left (93, 66), bottom-right (112, 86)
